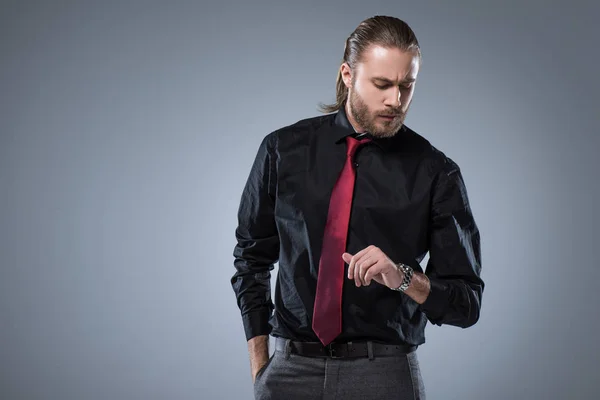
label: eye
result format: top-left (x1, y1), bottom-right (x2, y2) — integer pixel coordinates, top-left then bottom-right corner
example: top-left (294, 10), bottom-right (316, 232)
top-left (374, 82), bottom-right (412, 90)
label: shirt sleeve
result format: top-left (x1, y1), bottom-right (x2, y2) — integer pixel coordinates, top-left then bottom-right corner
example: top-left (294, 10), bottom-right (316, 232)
top-left (418, 157), bottom-right (484, 328)
top-left (230, 133), bottom-right (280, 341)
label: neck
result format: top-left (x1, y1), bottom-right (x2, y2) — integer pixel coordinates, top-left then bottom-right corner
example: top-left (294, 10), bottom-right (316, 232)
top-left (344, 100), bottom-right (366, 134)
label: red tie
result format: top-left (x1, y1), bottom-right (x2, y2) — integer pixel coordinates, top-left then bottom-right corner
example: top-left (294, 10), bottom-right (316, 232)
top-left (312, 135), bottom-right (371, 346)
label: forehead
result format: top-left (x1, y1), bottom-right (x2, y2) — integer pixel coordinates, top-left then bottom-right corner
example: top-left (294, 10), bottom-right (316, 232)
top-left (356, 44), bottom-right (420, 81)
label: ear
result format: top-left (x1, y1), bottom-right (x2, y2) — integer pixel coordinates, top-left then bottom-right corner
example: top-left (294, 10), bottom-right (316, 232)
top-left (340, 62), bottom-right (353, 88)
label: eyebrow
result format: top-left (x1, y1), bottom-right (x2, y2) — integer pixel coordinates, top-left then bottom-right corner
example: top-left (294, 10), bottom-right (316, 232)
top-left (372, 76), bottom-right (416, 84)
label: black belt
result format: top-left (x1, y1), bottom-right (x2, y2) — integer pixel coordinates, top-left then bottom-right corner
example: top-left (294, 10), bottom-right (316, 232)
top-left (274, 337), bottom-right (416, 359)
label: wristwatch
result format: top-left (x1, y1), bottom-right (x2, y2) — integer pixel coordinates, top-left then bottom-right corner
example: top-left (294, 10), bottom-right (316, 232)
top-left (390, 262), bottom-right (414, 292)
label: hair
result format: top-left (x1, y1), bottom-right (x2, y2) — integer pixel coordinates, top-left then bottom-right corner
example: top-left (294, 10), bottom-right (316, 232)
top-left (318, 16), bottom-right (422, 114)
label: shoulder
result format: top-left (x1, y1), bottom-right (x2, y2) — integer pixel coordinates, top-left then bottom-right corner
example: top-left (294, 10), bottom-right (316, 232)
top-left (271, 113), bottom-right (335, 139)
top-left (401, 124), bottom-right (461, 177)
top-left (258, 113), bottom-right (336, 153)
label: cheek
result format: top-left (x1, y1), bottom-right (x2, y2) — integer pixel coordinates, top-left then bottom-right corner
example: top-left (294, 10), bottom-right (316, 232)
top-left (357, 86), bottom-right (380, 106)
top-left (401, 89), bottom-right (414, 108)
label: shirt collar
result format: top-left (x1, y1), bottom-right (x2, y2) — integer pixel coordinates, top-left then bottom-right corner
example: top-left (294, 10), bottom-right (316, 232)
top-left (332, 102), bottom-right (405, 150)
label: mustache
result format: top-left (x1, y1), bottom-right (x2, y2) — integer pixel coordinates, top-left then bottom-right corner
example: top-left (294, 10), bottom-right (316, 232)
top-left (376, 109), bottom-right (404, 116)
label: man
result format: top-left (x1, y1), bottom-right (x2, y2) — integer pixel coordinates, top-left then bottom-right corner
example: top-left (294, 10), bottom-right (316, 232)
top-left (231, 15), bottom-right (484, 400)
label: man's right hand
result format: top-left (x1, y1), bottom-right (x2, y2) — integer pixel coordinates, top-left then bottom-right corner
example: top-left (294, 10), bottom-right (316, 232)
top-left (248, 335), bottom-right (270, 383)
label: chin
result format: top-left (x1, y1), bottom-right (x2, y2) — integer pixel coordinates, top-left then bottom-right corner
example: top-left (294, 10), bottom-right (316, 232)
top-left (370, 130), bottom-right (397, 139)
top-left (371, 123), bottom-right (402, 138)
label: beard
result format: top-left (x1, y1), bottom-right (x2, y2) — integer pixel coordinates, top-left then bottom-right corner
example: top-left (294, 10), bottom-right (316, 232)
top-left (347, 89), bottom-right (409, 138)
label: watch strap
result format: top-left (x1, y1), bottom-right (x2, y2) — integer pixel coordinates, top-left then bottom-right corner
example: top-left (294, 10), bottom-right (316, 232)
top-left (391, 263), bottom-right (414, 292)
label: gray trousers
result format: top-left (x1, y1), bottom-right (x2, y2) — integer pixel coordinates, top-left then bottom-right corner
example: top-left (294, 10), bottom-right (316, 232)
top-left (254, 338), bottom-right (426, 400)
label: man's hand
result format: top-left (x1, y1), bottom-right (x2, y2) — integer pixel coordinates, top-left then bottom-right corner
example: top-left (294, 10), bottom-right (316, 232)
top-left (343, 245), bottom-right (403, 289)
top-left (248, 335), bottom-right (270, 383)
top-left (343, 245), bottom-right (431, 304)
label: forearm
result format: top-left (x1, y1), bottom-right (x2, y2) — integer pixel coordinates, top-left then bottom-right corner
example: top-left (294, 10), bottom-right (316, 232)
top-left (402, 271), bottom-right (431, 305)
top-left (248, 335), bottom-right (269, 381)
top-left (419, 276), bottom-right (483, 327)
top-left (394, 263), bottom-right (482, 327)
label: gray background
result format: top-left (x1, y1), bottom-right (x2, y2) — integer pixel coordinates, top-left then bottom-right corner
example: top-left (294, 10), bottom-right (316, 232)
top-left (1, 0), bottom-right (598, 399)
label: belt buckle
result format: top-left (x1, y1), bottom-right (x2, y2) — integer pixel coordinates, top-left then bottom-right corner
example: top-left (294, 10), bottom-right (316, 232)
top-left (326, 343), bottom-right (343, 358)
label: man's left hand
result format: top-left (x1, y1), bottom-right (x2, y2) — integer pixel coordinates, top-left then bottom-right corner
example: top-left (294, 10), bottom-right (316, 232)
top-left (342, 245), bottom-right (403, 289)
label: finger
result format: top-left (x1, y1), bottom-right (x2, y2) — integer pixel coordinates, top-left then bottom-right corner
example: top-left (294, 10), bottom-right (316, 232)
top-left (354, 246), bottom-right (381, 284)
top-left (353, 255), bottom-right (364, 285)
top-left (357, 256), bottom-right (378, 286)
top-left (350, 247), bottom-right (375, 286)
top-left (364, 261), bottom-right (386, 285)
top-left (346, 254), bottom-right (355, 280)
top-left (342, 252), bottom-right (354, 278)
top-left (347, 246), bottom-right (373, 281)
top-left (342, 252), bottom-right (352, 264)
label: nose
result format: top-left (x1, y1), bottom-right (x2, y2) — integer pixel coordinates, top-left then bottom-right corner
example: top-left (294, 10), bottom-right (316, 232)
top-left (384, 87), bottom-right (401, 107)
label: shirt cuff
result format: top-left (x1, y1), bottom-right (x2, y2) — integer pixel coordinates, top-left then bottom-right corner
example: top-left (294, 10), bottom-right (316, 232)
top-left (242, 309), bottom-right (272, 341)
top-left (419, 277), bottom-right (449, 326)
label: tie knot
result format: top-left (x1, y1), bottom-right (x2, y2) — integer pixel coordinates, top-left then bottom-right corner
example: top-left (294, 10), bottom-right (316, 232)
top-left (346, 135), bottom-right (371, 157)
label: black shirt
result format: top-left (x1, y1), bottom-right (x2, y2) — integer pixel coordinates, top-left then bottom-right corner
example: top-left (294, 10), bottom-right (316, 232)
top-left (231, 105), bottom-right (484, 346)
